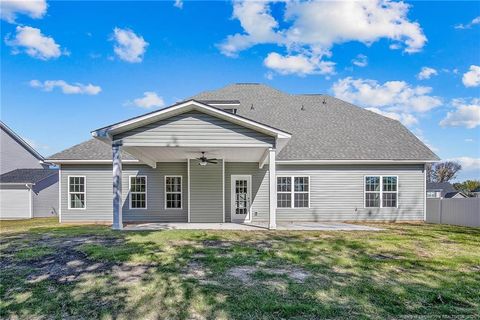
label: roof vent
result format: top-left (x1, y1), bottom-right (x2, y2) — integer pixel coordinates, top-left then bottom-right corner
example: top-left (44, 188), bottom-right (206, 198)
top-left (322, 97), bottom-right (327, 105)
top-left (250, 104), bottom-right (255, 110)
top-left (301, 105), bottom-right (305, 111)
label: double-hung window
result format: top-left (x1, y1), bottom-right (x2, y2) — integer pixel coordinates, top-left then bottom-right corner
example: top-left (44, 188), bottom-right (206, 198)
top-left (68, 176), bottom-right (86, 209)
top-left (130, 176), bottom-right (147, 209)
top-left (165, 176), bottom-right (182, 209)
top-left (364, 176), bottom-right (398, 208)
top-left (277, 176), bottom-right (309, 208)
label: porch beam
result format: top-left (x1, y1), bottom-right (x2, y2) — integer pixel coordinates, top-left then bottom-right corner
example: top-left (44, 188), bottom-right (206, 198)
top-left (268, 148), bottom-right (277, 230)
top-left (123, 146), bottom-right (157, 168)
top-left (258, 149), bottom-right (269, 169)
top-left (112, 143), bottom-right (123, 230)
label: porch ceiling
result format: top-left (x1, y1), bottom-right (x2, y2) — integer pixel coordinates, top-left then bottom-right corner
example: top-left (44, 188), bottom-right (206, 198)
top-left (124, 146), bottom-right (268, 163)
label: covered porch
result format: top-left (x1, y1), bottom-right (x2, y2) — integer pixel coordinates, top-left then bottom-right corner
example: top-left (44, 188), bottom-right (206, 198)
top-left (91, 100), bottom-right (291, 230)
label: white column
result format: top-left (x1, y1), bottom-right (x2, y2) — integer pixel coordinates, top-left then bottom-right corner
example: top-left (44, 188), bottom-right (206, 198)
top-left (268, 148), bottom-right (277, 230)
top-left (112, 143), bottom-right (123, 230)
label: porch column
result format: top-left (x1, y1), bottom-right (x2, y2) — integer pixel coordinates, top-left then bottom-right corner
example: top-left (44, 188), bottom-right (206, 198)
top-left (268, 148), bottom-right (277, 230)
top-left (112, 143), bottom-right (123, 230)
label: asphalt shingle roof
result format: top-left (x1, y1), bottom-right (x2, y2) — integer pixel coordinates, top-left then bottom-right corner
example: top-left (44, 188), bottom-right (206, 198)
top-left (192, 84), bottom-right (439, 161)
top-left (48, 138), bottom-right (136, 160)
top-left (48, 83), bottom-right (439, 161)
top-left (0, 169), bottom-right (57, 184)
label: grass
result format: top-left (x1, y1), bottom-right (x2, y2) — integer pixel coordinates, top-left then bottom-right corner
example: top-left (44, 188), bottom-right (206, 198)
top-left (1, 218), bottom-right (479, 319)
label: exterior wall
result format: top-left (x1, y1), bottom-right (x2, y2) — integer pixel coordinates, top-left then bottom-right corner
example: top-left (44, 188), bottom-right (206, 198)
top-left (269, 164), bottom-right (425, 222)
top-left (59, 162), bottom-right (425, 223)
top-left (60, 163), bottom-right (188, 223)
top-left (114, 111), bottom-right (274, 147)
top-left (0, 128), bottom-right (43, 174)
top-left (32, 173), bottom-right (59, 217)
top-left (189, 159), bottom-right (224, 223)
top-left (224, 162), bottom-right (269, 223)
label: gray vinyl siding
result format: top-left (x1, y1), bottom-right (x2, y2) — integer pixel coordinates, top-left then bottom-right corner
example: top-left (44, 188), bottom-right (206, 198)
top-left (224, 162), bottom-right (269, 223)
top-left (32, 173), bottom-right (59, 217)
top-left (60, 163), bottom-right (188, 223)
top-left (0, 128), bottom-right (43, 174)
top-left (113, 111), bottom-right (274, 147)
top-left (189, 159), bottom-right (224, 223)
top-left (0, 186), bottom-right (31, 219)
top-left (269, 164), bottom-right (425, 222)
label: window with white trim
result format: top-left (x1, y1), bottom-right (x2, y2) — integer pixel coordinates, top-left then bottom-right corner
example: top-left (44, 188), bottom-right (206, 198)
top-left (365, 176), bottom-right (398, 208)
top-left (277, 176), bottom-right (309, 208)
top-left (165, 176), bottom-right (182, 209)
top-left (69, 176), bottom-right (85, 209)
top-left (130, 176), bottom-right (147, 209)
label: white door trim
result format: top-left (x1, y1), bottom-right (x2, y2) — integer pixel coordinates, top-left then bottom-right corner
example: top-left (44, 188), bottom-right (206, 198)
top-left (230, 174), bottom-right (252, 223)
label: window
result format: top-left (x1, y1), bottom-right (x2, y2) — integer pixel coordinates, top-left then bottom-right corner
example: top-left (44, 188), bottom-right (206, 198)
top-left (277, 176), bottom-right (309, 208)
top-left (68, 176), bottom-right (85, 209)
top-left (427, 191), bottom-right (440, 198)
top-left (364, 176), bottom-right (398, 208)
top-left (165, 176), bottom-right (182, 209)
top-left (130, 176), bottom-right (147, 209)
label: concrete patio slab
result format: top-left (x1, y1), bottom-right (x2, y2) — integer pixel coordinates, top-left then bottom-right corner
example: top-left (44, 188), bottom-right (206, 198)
top-left (123, 222), bottom-right (383, 231)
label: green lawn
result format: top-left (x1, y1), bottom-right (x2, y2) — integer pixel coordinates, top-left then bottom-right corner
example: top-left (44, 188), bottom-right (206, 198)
top-left (1, 218), bottom-right (479, 319)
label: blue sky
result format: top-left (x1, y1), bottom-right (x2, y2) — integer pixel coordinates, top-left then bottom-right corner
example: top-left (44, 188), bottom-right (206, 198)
top-left (1, 0), bottom-right (479, 180)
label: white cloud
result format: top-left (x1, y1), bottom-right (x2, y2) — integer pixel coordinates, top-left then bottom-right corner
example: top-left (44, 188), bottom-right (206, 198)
top-left (440, 98), bottom-right (480, 129)
top-left (111, 27), bottom-right (148, 63)
top-left (332, 77), bottom-right (442, 127)
top-left (174, 0), bottom-right (183, 9)
top-left (4, 26), bottom-right (64, 60)
top-left (263, 52), bottom-right (335, 76)
top-left (352, 54), bottom-right (368, 67)
top-left (332, 77), bottom-right (442, 113)
top-left (448, 157), bottom-right (480, 171)
top-left (365, 107), bottom-right (418, 126)
top-left (1, 0), bottom-right (47, 23)
top-left (219, 0), bottom-right (426, 76)
top-left (454, 16), bottom-right (480, 29)
top-left (462, 65), bottom-right (480, 87)
top-left (465, 138), bottom-right (474, 143)
top-left (219, 1), bottom-right (282, 57)
top-left (30, 79), bottom-right (101, 95)
top-left (128, 92), bottom-right (165, 109)
top-left (24, 137), bottom-right (50, 152)
top-left (417, 67), bottom-right (438, 80)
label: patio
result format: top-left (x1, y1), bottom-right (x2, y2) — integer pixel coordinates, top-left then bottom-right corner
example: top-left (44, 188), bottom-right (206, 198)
top-left (123, 221), bottom-right (383, 231)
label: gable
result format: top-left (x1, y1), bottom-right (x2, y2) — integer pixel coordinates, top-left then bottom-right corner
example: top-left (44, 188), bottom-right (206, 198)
top-left (0, 127), bottom-right (43, 174)
top-left (113, 111), bottom-right (275, 148)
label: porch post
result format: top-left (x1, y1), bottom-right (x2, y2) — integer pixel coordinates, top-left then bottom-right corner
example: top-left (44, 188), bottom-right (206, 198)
top-left (112, 142), bottom-right (123, 230)
top-left (268, 148), bottom-right (277, 230)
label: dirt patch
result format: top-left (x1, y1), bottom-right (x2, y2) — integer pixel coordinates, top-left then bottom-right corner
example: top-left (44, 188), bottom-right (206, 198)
top-left (182, 261), bottom-right (208, 279)
top-left (202, 240), bottom-right (233, 248)
top-left (370, 253), bottom-right (401, 260)
top-left (226, 263), bottom-right (311, 284)
top-left (1, 235), bottom-right (153, 284)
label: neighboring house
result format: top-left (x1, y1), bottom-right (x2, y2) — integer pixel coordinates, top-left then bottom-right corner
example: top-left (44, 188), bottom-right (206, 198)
top-left (426, 182), bottom-right (468, 199)
top-left (472, 187), bottom-right (480, 198)
top-left (0, 121), bottom-right (59, 219)
top-left (46, 84), bottom-right (439, 229)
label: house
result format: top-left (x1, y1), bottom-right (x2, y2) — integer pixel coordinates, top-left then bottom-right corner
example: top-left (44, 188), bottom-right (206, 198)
top-left (46, 83), bottom-right (439, 229)
top-left (0, 121), bottom-right (59, 219)
top-left (426, 182), bottom-right (468, 199)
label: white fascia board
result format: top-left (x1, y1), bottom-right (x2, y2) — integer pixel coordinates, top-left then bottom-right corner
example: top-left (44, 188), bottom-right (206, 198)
top-left (46, 159), bottom-right (140, 164)
top-left (91, 100), bottom-right (291, 140)
top-left (276, 159), bottom-right (438, 164)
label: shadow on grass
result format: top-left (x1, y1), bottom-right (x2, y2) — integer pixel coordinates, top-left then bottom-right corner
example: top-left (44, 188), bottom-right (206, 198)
top-left (1, 223), bottom-right (479, 319)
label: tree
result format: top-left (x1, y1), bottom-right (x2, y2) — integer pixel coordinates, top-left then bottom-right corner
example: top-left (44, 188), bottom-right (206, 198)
top-left (429, 161), bottom-right (462, 183)
top-left (453, 180), bottom-right (480, 197)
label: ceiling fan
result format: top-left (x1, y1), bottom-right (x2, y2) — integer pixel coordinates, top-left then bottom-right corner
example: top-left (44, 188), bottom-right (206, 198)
top-left (196, 152), bottom-right (218, 166)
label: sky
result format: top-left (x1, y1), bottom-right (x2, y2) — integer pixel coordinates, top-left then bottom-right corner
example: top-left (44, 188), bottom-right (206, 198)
top-left (1, 0), bottom-right (479, 181)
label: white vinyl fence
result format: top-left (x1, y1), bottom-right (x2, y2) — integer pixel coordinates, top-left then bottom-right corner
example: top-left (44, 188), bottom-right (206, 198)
top-left (426, 198), bottom-right (480, 227)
